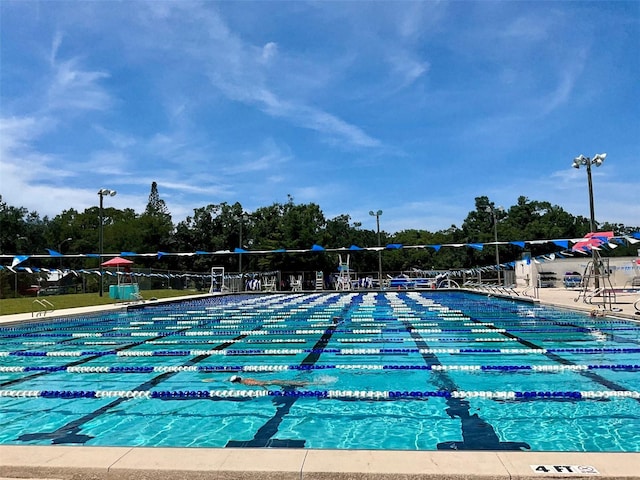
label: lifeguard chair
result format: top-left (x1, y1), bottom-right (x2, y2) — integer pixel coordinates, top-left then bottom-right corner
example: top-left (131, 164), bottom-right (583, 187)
top-left (335, 254), bottom-right (352, 290)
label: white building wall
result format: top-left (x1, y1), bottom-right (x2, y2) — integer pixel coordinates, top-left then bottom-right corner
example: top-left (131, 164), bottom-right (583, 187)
top-left (514, 256), bottom-right (640, 288)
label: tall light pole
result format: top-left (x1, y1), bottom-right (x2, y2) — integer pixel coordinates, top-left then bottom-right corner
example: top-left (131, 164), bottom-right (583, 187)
top-left (572, 153), bottom-right (606, 289)
top-left (485, 206), bottom-right (503, 285)
top-left (369, 210), bottom-right (383, 287)
top-left (98, 189), bottom-right (117, 297)
top-left (237, 213), bottom-right (248, 274)
top-left (58, 237), bottom-right (72, 270)
top-left (14, 236), bottom-right (27, 298)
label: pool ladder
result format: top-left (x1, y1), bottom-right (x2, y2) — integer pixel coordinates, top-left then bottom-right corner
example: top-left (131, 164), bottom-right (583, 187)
top-left (32, 298), bottom-right (55, 317)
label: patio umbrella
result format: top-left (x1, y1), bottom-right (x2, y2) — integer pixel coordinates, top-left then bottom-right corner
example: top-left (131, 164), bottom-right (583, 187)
top-left (101, 257), bottom-right (134, 267)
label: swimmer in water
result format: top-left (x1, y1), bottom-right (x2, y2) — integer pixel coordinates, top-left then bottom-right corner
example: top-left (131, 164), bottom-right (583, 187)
top-left (203, 374), bottom-right (337, 389)
top-left (227, 375), bottom-right (310, 389)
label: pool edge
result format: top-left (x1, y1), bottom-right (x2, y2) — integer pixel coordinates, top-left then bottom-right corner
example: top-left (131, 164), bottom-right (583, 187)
top-left (1, 446), bottom-right (640, 479)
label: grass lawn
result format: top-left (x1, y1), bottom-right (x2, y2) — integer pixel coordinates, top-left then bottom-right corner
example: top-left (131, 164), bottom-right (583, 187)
top-left (0, 289), bottom-right (206, 316)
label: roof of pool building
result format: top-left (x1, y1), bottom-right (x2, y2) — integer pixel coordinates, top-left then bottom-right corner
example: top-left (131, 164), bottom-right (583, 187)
top-left (1, 288), bottom-right (639, 479)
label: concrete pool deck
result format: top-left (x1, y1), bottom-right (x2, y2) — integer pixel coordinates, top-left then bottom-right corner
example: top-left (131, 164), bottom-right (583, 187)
top-left (1, 446), bottom-right (640, 479)
top-left (1, 288), bottom-right (639, 479)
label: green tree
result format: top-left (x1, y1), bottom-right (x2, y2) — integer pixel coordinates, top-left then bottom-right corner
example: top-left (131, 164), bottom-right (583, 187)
top-left (138, 182), bottom-right (174, 255)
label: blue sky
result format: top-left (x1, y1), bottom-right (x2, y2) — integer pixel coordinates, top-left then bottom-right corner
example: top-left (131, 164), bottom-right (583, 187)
top-left (1, 1), bottom-right (638, 234)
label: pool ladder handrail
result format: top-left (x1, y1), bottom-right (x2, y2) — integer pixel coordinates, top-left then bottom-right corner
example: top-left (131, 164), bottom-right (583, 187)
top-left (32, 298), bottom-right (55, 317)
top-left (443, 279), bottom-right (460, 289)
top-left (522, 285), bottom-right (539, 299)
top-left (462, 281), bottom-right (518, 297)
top-left (584, 287), bottom-right (617, 310)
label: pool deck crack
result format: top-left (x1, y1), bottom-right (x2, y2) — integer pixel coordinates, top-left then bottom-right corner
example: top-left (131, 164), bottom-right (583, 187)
top-left (106, 447), bottom-right (135, 474)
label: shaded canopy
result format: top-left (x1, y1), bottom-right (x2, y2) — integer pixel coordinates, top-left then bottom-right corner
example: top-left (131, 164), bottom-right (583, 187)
top-left (101, 256), bottom-right (134, 267)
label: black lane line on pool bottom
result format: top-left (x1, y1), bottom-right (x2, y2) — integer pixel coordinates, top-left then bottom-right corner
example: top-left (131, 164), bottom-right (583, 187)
top-left (0, 314), bottom-right (134, 340)
top-left (479, 302), bottom-right (640, 403)
top-left (0, 325), bottom-right (146, 389)
top-left (226, 313), bottom-right (343, 448)
top-left (400, 294), bottom-right (531, 451)
top-left (15, 329), bottom-right (251, 445)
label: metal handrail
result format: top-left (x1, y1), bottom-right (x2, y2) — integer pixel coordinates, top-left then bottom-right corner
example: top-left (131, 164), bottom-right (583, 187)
top-left (32, 298), bottom-right (55, 317)
top-left (585, 287), bottom-right (604, 305)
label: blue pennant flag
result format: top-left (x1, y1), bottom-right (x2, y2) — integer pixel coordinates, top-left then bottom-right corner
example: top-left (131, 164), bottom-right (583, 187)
top-left (11, 255), bottom-right (29, 267)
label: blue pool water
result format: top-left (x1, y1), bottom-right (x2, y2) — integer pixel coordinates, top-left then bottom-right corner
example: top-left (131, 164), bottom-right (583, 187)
top-left (1, 291), bottom-right (639, 451)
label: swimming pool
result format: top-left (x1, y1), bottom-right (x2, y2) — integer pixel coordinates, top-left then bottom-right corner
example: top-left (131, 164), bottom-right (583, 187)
top-left (1, 291), bottom-right (639, 452)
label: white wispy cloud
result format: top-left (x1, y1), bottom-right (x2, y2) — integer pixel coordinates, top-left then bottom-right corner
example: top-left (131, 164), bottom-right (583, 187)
top-left (260, 42), bottom-right (278, 63)
top-left (93, 125), bottom-right (137, 149)
top-left (222, 142), bottom-right (292, 175)
top-left (386, 53), bottom-right (430, 89)
top-left (47, 57), bottom-right (111, 111)
top-left (139, 3), bottom-right (383, 149)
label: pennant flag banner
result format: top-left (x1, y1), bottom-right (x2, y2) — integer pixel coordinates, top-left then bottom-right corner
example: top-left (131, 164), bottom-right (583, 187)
top-left (571, 231), bottom-right (614, 252)
top-left (1, 232), bottom-right (638, 271)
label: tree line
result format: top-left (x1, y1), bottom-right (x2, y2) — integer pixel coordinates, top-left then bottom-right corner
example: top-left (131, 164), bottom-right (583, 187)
top-left (1, 182), bottom-right (638, 294)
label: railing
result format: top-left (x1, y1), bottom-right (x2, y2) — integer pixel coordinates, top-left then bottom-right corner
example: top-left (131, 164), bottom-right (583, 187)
top-left (32, 298), bottom-right (55, 317)
top-left (443, 279), bottom-right (460, 289)
top-left (583, 287), bottom-right (617, 311)
top-left (463, 281), bottom-right (522, 298)
top-left (522, 286), bottom-right (539, 299)
top-left (497, 285), bottom-right (520, 296)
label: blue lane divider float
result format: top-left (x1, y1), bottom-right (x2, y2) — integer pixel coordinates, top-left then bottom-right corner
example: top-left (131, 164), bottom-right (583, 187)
top-left (2, 364), bottom-right (639, 374)
top-left (4, 324), bottom-right (638, 340)
top-left (1, 389), bottom-right (639, 400)
top-left (3, 347), bottom-right (640, 357)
